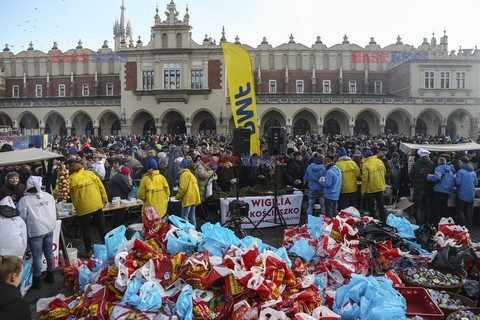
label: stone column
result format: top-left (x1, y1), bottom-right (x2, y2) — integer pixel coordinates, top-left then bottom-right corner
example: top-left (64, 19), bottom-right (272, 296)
top-left (67, 126), bottom-right (72, 136)
top-left (39, 126), bottom-right (46, 135)
top-left (380, 125), bottom-right (385, 134)
top-left (94, 126), bottom-right (99, 136)
top-left (186, 124), bottom-right (191, 135)
top-left (349, 125), bottom-right (354, 135)
top-left (121, 125), bottom-right (132, 135)
top-left (410, 125), bottom-right (416, 136)
top-left (286, 124), bottom-right (292, 134)
top-left (440, 125), bottom-right (447, 136)
top-left (156, 125), bottom-right (162, 135)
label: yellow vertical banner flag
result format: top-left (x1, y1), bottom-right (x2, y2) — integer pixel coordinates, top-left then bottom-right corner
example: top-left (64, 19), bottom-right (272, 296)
top-left (221, 42), bottom-right (260, 155)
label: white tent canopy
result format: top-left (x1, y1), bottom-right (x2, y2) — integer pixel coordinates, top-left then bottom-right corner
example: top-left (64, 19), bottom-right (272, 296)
top-left (0, 148), bottom-right (63, 167)
top-left (399, 142), bottom-right (480, 154)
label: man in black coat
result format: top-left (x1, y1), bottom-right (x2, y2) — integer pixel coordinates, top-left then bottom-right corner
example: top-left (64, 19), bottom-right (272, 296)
top-left (285, 152), bottom-right (304, 187)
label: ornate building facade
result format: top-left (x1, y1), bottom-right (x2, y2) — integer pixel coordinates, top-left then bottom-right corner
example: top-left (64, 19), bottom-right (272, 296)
top-left (0, 1), bottom-right (479, 138)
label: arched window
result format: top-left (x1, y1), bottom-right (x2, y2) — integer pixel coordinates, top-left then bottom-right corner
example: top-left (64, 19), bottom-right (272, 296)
top-left (416, 119), bottom-right (427, 136)
top-left (255, 54), bottom-right (261, 69)
top-left (296, 54), bottom-right (302, 70)
top-left (323, 119), bottom-right (340, 135)
top-left (168, 120), bottom-right (186, 134)
top-left (385, 118), bottom-right (398, 134)
top-left (264, 118), bottom-right (281, 135)
top-left (268, 54), bottom-right (274, 70)
top-left (354, 119), bottom-right (369, 135)
top-left (143, 119), bottom-right (155, 135)
top-left (112, 120), bottom-right (121, 135)
top-left (162, 33), bottom-right (168, 48)
top-left (282, 54), bottom-right (288, 68)
top-left (336, 54), bottom-right (343, 69)
top-left (293, 119), bottom-right (311, 135)
top-left (199, 119), bottom-right (216, 135)
top-left (310, 54), bottom-right (316, 69)
top-left (176, 33), bottom-right (182, 48)
top-left (323, 54), bottom-right (329, 70)
top-left (85, 121), bottom-right (93, 136)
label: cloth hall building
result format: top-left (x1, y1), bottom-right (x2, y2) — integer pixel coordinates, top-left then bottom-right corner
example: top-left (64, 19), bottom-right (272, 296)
top-left (0, 1), bottom-right (479, 139)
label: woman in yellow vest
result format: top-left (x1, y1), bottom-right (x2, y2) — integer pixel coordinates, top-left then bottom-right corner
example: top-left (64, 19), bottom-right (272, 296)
top-left (137, 158), bottom-right (170, 217)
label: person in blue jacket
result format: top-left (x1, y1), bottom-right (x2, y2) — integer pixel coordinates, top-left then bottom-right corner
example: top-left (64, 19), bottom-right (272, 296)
top-left (319, 157), bottom-right (342, 218)
top-left (303, 153), bottom-right (326, 216)
top-left (455, 156), bottom-right (478, 228)
top-left (426, 154), bottom-right (455, 225)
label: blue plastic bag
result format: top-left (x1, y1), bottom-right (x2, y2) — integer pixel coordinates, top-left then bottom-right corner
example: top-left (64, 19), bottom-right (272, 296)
top-left (105, 225), bottom-right (127, 259)
top-left (131, 231), bottom-right (144, 241)
top-left (175, 284), bottom-right (193, 320)
top-left (128, 186), bottom-right (138, 200)
top-left (93, 244), bottom-right (108, 272)
top-left (308, 215), bottom-right (325, 239)
top-left (169, 216), bottom-right (196, 232)
top-left (122, 277), bottom-right (145, 307)
top-left (19, 261), bottom-right (32, 296)
top-left (288, 237), bottom-right (315, 262)
top-left (198, 222), bottom-right (241, 257)
top-left (333, 274), bottom-right (407, 320)
top-left (78, 266), bottom-right (92, 292)
top-left (275, 247), bottom-right (292, 269)
top-left (167, 232), bottom-right (197, 256)
top-left (386, 214), bottom-right (419, 239)
top-left (137, 282), bottom-right (163, 312)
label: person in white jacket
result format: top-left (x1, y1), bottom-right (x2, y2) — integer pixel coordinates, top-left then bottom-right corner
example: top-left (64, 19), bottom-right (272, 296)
top-left (18, 176), bottom-right (56, 289)
top-left (0, 196), bottom-right (27, 259)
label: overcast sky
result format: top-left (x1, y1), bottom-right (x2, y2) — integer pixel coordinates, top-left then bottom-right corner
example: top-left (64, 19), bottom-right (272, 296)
top-left (1, 0), bottom-right (478, 53)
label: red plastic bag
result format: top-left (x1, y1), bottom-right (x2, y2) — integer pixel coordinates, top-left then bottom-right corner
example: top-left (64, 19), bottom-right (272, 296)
top-left (142, 206), bottom-right (164, 237)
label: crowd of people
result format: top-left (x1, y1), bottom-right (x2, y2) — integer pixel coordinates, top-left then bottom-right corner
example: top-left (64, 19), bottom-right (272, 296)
top-left (0, 131), bottom-right (479, 318)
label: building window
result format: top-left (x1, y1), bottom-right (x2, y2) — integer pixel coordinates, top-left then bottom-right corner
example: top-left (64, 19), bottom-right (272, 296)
top-left (296, 80), bottom-right (304, 93)
top-left (323, 80), bottom-right (331, 93)
top-left (106, 83), bottom-right (113, 95)
top-left (424, 71), bottom-right (435, 89)
top-left (269, 80), bottom-right (277, 93)
top-left (35, 85), bottom-right (42, 97)
top-left (349, 81), bottom-right (356, 94)
top-left (456, 72), bottom-right (466, 89)
top-left (163, 64), bottom-right (181, 89)
top-left (12, 85), bottom-right (19, 98)
top-left (142, 71), bottom-right (154, 90)
top-left (191, 70), bottom-right (203, 89)
top-left (59, 84), bottom-right (65, 97)
top-left (440, 72), bottom-right (450, 89)
top-left (375, 81), bottom-right (382, 94)
top-left (82, 84), bottom-right (89, 96)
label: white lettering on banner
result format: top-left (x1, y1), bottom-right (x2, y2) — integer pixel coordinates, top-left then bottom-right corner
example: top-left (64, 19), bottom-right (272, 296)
top-left (23, 220), bottom-right (62, 271)
top-left (220, 194), bottom-right (303, 229)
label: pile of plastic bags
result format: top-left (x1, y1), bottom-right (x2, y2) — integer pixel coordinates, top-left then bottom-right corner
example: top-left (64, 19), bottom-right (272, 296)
top-left (37, 207), bottom-right (332, 320)
top-left (37, 204), bottom-right (480, 320)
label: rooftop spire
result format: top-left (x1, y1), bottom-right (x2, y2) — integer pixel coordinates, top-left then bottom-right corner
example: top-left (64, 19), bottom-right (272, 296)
top-left (120, 0), bottom-right (126, 31)
top-left (220, 26), bottom-right (226, 42)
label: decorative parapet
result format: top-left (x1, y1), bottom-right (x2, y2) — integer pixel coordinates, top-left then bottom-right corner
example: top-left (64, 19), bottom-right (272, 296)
top-left (0, 96), bottom-right (121, 108)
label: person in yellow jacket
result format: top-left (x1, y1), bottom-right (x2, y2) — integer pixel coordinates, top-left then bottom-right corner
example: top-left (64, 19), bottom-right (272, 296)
top-left (137, 158), bottom-right (170, 217)
top-left (361, 150), bottom-right (387, 221)
top-left (175, 158), bottom-right (201, 227)
top-left (69, 162), bottom-right (108, 258)
top-left (336, 147), bottom-right (361, 210)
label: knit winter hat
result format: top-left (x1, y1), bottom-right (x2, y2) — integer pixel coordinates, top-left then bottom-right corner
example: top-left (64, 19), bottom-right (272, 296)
top-left (146, 158), bottom-right (158, 170)
top-left (364, 150), bottom-right (373, 158)
top-left (6, 171), bottom-right (20, 180)
top-left (178, 159), bottom-right (189, 169)
top-left (339, 147), bottom-right (347, 158)
top-left (120, 166), bottom-right (131, 175)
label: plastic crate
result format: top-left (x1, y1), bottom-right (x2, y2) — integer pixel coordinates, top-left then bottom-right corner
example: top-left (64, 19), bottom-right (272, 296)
top-left (396, 286), bottom-right (444, 319)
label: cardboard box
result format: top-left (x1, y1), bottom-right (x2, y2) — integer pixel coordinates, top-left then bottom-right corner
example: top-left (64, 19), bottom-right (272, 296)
top-left (386, 198), bottom-right (414, 217)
